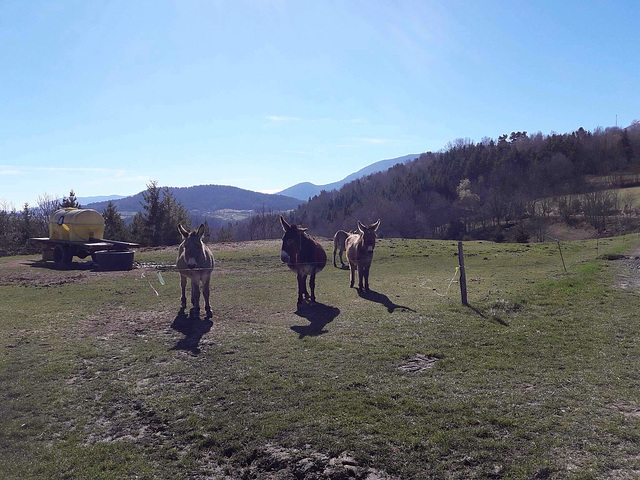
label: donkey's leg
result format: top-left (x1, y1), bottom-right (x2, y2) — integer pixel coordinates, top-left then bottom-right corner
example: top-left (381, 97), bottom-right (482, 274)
top-left (333, 247), bottom-right (337, 267)
top-left (363, 266), bottom-right (370, 291)
top-left (202, 276), bottom-right (212, 317)
top-left (301, 274), bottom-right (310, 299)
top-left (297, 273), bottom-right (306, 304)
top-left (180, 275), bottom-right (188, 308)
top-left (349, 263), bottom-right (356, 288)
top-left (358, 267), bottom-right (365, 290)
top-left (309, 272), bottom-right (317, 303)
top-left (191, 281), bottom-right (201, 310)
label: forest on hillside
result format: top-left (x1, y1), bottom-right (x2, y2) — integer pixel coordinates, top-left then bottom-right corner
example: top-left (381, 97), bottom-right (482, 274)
top-left (2, 124), bottom-right (640, 255)
top-left (278, 125), bottom-right (640, 242)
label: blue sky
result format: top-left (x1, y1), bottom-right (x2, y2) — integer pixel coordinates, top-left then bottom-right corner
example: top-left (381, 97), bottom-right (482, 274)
top-left (1, 0), bottom-right (638, 209)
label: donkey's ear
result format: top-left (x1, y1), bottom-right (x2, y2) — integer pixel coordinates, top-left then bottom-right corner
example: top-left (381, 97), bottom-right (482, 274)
top-left (372, 219), bottom-right (381, 231)
top-left (280, 215), bottom-right (291, 232)
top-left (357, 221), bottom-right (365, 233)
top-left (197, 223), bottom-right (206, 237)
top-left (177, 224), bottom-right (189, 238)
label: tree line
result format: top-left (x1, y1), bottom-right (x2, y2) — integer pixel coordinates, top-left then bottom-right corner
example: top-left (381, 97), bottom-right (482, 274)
top-left (2, 124), bottom-right (640, 256)
top-left (282, 125), bottom-right (640, 241)
top-left (0, 182), bottom-right (195, 256)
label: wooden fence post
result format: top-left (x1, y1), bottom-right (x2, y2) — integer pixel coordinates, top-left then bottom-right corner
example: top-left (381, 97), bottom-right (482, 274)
top-left (458, 241), bottom-right (468, 306)
top-left (557, 240), bottom-right (567, 272)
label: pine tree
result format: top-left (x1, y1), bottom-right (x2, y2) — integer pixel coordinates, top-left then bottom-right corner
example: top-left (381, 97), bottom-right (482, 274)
top-left (141, 181), bottom-right (164, 246)
top-left (160, 187), bottom-right (190, 245)
top-left (60, 190), bottom-right (81, 208)
top-left (102, 201), bottom-right (128, 241)
top-left (135, 181), bottom-right (191, 246)
top-left (20, 203), bottom-right (34, 244)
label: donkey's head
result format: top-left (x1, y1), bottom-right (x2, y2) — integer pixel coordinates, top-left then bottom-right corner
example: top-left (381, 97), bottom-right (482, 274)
top-left (178, 224), bottom-right (207, 269)
top-left (357, 219), bottom-right (381, 254)
top-left (280, 216), bottom-right (307, 264)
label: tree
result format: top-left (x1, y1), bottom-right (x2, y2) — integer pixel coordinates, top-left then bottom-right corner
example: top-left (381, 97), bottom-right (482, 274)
top-left (160, 187), bottom-right (190, 245)
top-left (102, 201), bottom-right (128, 241)
top-left (20, 203), bottom-right (35, 245)
top-left (60, 190), bottom-right (81, 208)
top-left (140, 181), bottom-right (164, 246)
top-left (34, 193), bottom-right (61, 238)
top-left (0, 203), bottom-right (20, 256)
top-left (130, 212), bottom-right (146, 245)
top-left (134, 181), bottom-right (191, 246)
top-left (455, 178), bottom-right (480, 232)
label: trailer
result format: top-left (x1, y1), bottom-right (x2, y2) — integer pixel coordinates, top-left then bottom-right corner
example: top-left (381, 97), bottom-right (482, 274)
top-left (28, 208), bottom-right (138, 270)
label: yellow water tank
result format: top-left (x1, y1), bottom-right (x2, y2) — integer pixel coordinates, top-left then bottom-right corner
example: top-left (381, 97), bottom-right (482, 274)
top-left (49, 208), bottom-right (105, 242)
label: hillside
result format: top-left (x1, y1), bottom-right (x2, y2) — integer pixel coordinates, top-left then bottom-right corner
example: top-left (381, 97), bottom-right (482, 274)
top-left (283, 126), bottom-right (640, 241)
top-left (87, 184), bottom-right (302, 218)
top-left (277, 153), bottom-right (420, 200)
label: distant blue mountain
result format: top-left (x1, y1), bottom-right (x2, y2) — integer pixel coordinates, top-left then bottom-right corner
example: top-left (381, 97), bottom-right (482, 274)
top-left (277, 154), bottom-right (421, 200)
top-left (76, 195), bottom-right (125, 206)
top-left (86, 185), bottom-right (302, 217)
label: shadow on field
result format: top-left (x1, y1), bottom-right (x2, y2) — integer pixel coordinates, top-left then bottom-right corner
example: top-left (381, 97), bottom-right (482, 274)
top-left (291, 303), bottom-right (340, 338)
top-left (28, 260), bottom-right (97, 271)
top-left (467, 304), bottom-right (510, 327)
top-left (170, 307), bottom-right (213, 355)
top-left (357, 289), bottom-right (416, 313)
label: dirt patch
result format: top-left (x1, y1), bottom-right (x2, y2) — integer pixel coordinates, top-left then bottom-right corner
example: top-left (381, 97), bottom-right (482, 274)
top-left (78, 307), bottom-right (173, 339)
top-left (612, 403), bottom-right (640, 419)
top-left (398, 354), bottom-right (440, 373)
top-left (244, 445), bottom-right (398, 480)
top-left (613, 249), bottom-right (640, 290)
top-left (0, 257), bottom-right (134, 287)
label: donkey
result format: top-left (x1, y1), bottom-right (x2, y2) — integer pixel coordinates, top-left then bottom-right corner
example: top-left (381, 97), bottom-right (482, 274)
top-left (176, 224), bottom-right (215, 317)
top-left (280, 216), bottom-right (327, 305)
top-left (345, 220), bottom-right (381, 291)
top-left (332, 230), bottom-right (351, 267)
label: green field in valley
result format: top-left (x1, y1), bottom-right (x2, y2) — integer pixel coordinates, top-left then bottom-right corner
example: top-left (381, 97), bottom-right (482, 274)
top-left (1, 235), bottom-right (639, 479)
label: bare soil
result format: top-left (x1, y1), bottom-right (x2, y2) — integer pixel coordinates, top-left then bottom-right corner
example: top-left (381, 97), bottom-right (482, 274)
top-left (614, 248), bottom-right (640, 289)
top-left (0, 257), bottom-right (131, 287)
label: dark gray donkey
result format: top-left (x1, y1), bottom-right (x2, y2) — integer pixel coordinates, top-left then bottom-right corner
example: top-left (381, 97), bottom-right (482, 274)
top-left (280, 216), bottom-right (327, 305)
top-left (345, 220), bottom-right (380, 291)
top-left (177, 224), bottom-right (215, 317)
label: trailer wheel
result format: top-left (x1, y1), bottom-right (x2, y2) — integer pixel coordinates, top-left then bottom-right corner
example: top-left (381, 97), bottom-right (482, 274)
top-left (53, 245), bottom-right (73, 266)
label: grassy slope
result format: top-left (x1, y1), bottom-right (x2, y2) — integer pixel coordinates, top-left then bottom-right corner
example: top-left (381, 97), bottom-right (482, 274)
top-left (1, 236), bottom-right (639, 479)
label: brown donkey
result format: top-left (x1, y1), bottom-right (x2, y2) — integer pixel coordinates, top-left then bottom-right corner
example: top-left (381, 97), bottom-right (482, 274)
top-left (176, 224), bottom-right (215, 317)
top-left (332, 230), bottom-right (351, 267)
top-left (280, 216), bottom-right (327, 305)
top-left (345, 220), bottom-right (380, 291)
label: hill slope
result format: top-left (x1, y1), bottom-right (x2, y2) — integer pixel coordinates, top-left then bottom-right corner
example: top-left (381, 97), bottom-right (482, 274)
top-left (277, 153), bottom-right (420, 200)
top-left (287, 126), bottom-right (640, 240)
top-left (87, 184), bottom-right (302, 217)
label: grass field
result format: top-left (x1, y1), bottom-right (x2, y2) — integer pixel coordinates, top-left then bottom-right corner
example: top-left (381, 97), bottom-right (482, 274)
top-left (1, 235), bottom-right (639, 479)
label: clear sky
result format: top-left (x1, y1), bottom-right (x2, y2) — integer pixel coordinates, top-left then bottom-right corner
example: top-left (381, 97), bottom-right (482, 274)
top-left (1, 0), bottom-right (638, 209)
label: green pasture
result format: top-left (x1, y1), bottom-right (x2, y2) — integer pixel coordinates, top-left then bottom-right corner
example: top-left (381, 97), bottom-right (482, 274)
top-left (1, 236), bottom-right (639, 479)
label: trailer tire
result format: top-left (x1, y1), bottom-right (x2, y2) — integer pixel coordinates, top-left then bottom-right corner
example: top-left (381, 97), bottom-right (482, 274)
top-left (53, 245), bottom-right (73, 266)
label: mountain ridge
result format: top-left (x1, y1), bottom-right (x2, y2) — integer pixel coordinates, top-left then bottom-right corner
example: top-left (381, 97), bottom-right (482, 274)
top-left (83, 154), bottom-right (422, 218)
top-left (86, 184), bottom-right (302, 218)
top-left (277, 154), bottom-right (420, 200)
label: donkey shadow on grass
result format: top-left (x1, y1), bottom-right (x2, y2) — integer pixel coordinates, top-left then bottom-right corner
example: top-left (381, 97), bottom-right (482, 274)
top-left (467, 303), bottom-right (510, 327)
top-left (291, 303), bottom-right (340, 339)
top-left (357, 289), bottom-right (416, 313)
top-left (170, 307), bottom-right (213, 355)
